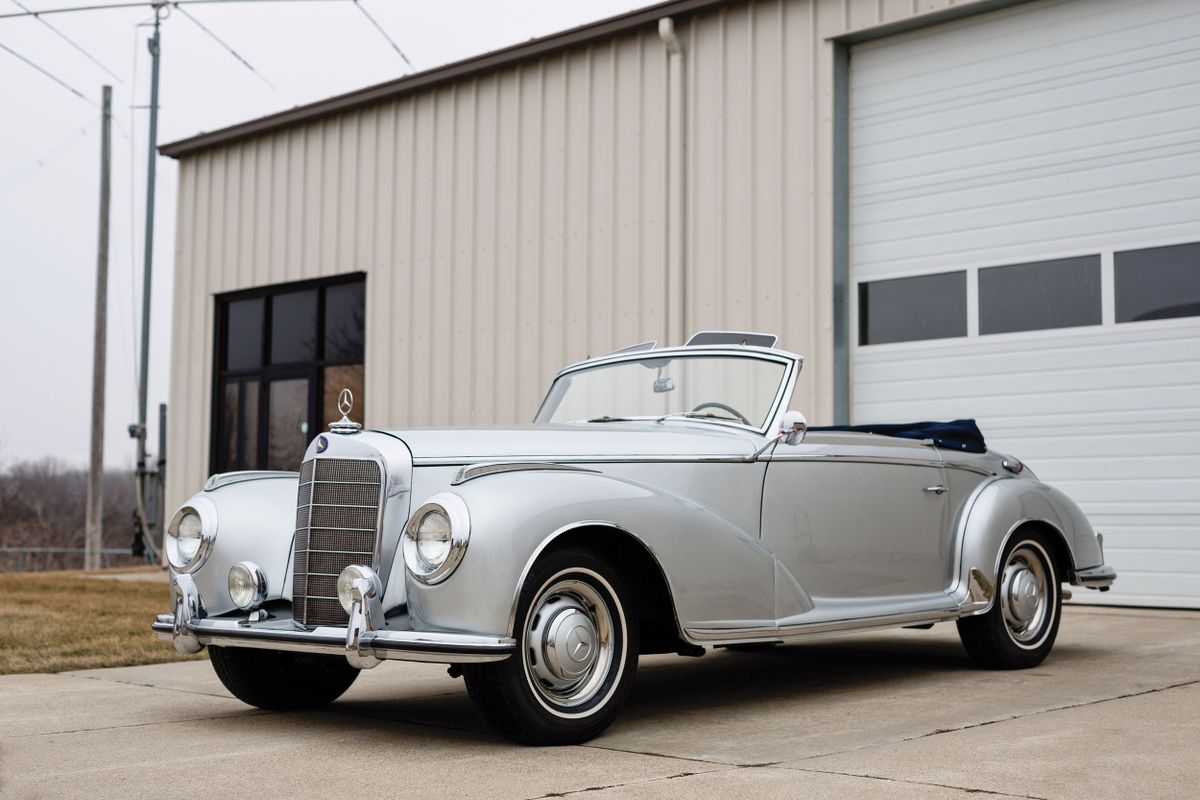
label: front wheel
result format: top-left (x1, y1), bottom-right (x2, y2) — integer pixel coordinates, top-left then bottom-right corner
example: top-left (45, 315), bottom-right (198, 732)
top-left (957, 531), bottom-right (1062, 669)
top-left (462, 547), bottom-right (638, 745)
top-left (209, 645), bottom-right (360, 711)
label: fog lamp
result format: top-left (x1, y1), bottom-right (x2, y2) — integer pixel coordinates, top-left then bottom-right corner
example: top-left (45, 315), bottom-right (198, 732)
top-left (337, 565), bottom-right (380, 614)
top-left (228, 561), bottom-right (267, 611)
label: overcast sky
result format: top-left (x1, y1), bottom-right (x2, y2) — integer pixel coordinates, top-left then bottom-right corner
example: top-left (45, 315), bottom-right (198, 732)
top-left (0, 0), bottom-right (653, 469)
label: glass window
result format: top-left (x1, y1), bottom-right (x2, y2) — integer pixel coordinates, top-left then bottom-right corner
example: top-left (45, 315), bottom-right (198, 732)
top-left (325, 282), bottom-right (366, 362)
top-left (225, 298), bottom-right (263, 371)
top-left (859, 271), bottom-right (966, 345)
top-left (213, 275), bottom-right (365, 474)
top-left (537, 355), bottom-right (788, 429)
top-left (1115, 242), bottom-right (1200, 323)
top-left (979, 256), bottom-right (1101, 335)
top-left (270, 289), bottom-right (318, 364)
top-left (268, 378), bottom-right (310, 470)
top-left (218, 380), bottom-right (239, 472)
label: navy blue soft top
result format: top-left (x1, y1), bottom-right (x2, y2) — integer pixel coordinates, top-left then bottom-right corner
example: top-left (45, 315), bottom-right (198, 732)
top-left (808, 419), bottom-right (987, 453)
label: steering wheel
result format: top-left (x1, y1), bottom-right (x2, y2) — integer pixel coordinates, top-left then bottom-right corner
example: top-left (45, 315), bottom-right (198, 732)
top-left (692, 401), bottom-right (751, 426)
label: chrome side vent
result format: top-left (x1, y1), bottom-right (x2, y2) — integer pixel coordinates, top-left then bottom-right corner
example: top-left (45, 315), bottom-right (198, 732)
top-left (291, 457), bottom-right (382, 627)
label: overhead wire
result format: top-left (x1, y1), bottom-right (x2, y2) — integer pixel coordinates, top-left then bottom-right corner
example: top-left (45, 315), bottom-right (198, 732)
top-left (0, 39), bottom-right (97, 105)
top-left (170, 2), bottom-right (276, 89)
top-left (0, 1), bottom-right (356, 21)
top-left (350, 0), bottom-right (412, 71)
top-left (8, 0), bottom-right (123, 81)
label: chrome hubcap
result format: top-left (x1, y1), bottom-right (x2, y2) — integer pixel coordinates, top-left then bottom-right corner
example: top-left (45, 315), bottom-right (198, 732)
top-left (525, 578), bottom-right (614, 709)
top-left (1000, 545), bottom-right (1050, 644)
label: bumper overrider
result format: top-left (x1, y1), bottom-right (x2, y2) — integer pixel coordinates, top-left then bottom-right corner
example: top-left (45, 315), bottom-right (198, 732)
top-left (154, 571), bottom-right (515, 668)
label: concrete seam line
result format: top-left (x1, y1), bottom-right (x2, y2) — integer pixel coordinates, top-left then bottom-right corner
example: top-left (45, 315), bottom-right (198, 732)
top-left (1, 711), bottom-right (270, 740)
top-left (579, 741), bottom-right (761, 768)
top-left (523, 765), bottom-right (744, 800)
top-left (57, 672), bottom-right (241, 701)
top-left (782, 766), bottom-right (1050, 800)
top-left (783, 678), bottom-right (1200, 763)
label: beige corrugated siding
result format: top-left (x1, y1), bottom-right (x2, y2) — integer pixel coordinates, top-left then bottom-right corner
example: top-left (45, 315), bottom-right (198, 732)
top-left (168, 0), bottom-right (982, 510)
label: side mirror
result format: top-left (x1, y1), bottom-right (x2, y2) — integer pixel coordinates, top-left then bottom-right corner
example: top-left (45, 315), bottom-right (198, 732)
top-left (780, 410), bottom-right (807, 445)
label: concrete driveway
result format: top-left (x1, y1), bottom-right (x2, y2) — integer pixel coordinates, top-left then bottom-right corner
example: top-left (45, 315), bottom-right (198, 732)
top-left (1, 605), bottom-right (1196, 799)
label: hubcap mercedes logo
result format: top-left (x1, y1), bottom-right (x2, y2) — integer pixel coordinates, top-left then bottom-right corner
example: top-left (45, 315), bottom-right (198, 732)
top-left (338, 388), bottom-right (354, 417)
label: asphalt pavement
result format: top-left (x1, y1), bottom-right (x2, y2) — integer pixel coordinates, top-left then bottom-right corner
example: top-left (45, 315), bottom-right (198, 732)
top-left (1, 605), bottom-right (1196, 799)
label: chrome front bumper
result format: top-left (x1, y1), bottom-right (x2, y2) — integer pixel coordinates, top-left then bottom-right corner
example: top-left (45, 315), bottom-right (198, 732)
top-left (152, 614), bottom-right (515, 664)
top-left (154, 572), bottom-right (514, 666)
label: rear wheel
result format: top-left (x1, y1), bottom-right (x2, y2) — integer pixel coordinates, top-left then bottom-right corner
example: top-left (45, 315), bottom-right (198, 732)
top-left (957, 531), bottom-right (1062, 669)
top-left (209, 645), bottom-right (360, 711)
top-left (462, 547), bottom-right (638, 745)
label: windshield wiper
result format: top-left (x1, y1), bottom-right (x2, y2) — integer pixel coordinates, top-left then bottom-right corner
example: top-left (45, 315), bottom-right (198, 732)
top-left (655, 411), bottom-right (739, 423)
top-left (583, 415), bottom-right (635, 423)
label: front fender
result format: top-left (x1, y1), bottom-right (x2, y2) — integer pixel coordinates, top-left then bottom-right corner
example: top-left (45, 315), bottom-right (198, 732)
top-left (391, 467), bottom-right (775, 638)
top-left (953, 476), bottom-right (1103, 612)
top-left (176, 474), bottom-right (299, 617)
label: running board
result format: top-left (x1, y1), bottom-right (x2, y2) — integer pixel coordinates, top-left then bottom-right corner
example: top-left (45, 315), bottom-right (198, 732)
top-left (684, 608), bottom-right (959, 646)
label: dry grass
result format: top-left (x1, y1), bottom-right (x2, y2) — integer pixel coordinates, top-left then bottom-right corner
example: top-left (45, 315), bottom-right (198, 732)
top-left (0, 569), bottom-right (206, 674)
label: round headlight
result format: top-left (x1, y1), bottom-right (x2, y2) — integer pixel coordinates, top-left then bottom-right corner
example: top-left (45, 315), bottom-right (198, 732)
top-left (177, 513), bottom-right (203, 562)
top-left (228, 561), bottom-right (267, 611)
top-left (337, 564), bottom-right (379, 614)
top-left (402, 493), bottom-right (470, 585)
top-left (166, 500), bottom-right (217, 573)
top-left (414, 510), bottom-right (452, 570)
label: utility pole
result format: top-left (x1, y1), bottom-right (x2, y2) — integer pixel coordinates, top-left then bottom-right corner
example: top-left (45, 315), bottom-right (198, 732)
top-left (131, 1), bottom-right (165, 560)
top-left (85, 85), bottom-right (113, 571)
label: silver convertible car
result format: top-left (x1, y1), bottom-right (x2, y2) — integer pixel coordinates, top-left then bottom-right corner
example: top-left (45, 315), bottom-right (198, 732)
top-left (155, 331), bottom-right (1116, 744)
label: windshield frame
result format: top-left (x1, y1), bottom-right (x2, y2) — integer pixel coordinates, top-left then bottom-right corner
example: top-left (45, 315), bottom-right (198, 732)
top-left (533, 345), bottom-right (802, 436)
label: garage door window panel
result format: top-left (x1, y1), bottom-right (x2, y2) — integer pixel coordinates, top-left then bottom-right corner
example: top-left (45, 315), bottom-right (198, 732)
top-left (979, 256), bottom-right (1102, 335)
top-left (859, 272), bottom-right (967, 345)
top-left (1115, 242), bottom-right (1200, 323)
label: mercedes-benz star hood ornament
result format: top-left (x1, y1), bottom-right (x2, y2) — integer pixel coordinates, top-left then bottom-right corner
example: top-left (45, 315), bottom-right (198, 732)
top-left (329, 388), bottom-right (363, 435)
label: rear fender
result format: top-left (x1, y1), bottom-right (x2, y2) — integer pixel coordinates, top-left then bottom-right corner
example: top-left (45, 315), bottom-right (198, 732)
top-left (954, 476), bottom-right (1103, 614)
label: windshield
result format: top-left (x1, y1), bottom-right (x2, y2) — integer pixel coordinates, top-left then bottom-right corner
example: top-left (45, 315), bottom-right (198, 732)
top-left (536, 354), bottom-right (789, 430)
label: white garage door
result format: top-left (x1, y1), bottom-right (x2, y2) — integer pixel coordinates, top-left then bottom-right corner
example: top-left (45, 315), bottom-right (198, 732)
top-left (849, 0), bottom-right (1200, 607)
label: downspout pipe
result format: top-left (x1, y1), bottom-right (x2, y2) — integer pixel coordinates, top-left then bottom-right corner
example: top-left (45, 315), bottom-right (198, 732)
top-left (659, 17), bottom-right (686, 347)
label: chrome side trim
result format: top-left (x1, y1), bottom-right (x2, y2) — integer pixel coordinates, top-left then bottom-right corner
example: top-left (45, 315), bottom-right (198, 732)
top-left (415, 454), bottom-right (754, 467)
top-left (451, 462), bottom-right (600, 485)
top-left (204, 470), bottom-right (298, 491)
top-left (763, 453), bottom-right (947, 470)
top-left (152, 615), bottom-right (515, 664)
top-left (941, 460), bottom-right (999, 477)
top-left (686, 609), bottom-right (959, 645)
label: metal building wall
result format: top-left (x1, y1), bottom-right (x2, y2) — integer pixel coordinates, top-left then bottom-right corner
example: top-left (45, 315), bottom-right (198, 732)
top-left (167, 0), bottom-right (979, 510)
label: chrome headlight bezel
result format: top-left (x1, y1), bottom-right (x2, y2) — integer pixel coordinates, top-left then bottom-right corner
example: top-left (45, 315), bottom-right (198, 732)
top-left (227, 561), bottom-right (268, 611)
top-left (402, 492), bottom-right (470, 585)
top-left (166, 497), bottom-right (217, 573)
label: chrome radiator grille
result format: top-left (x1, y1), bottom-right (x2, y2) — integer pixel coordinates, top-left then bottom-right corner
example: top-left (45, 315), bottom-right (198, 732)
top-left (291, 457), bottom-right (383, 627)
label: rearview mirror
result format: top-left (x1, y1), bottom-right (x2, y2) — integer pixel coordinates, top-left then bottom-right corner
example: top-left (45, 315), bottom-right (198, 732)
top-left (780, 410), bottom-right (807, 445)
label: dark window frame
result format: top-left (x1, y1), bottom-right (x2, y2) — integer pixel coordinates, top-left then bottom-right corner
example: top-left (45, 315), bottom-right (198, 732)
top-left (211, 272), bottom-right (366, 474)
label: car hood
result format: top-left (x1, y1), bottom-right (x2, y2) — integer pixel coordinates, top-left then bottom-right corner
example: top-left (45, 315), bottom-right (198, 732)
top-left (377, 423), bottom-right (760, 463)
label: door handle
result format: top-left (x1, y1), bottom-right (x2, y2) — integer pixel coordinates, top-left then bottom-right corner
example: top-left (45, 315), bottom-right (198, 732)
top-left (923, 484), bottom-right (947, 495)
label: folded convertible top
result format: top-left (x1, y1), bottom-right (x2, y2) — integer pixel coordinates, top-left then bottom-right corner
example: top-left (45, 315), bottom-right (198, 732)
top-left (808, 419), bottom-right (987, 453)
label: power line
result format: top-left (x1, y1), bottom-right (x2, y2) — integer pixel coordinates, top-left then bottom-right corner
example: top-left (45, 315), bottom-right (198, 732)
top-left (170, 2), bottom-right (275, 89)
top-left (0, 1), bottom-right (353, 21)
top-left (350, 0), bottom-right (412, 71)
top-left (8, 0), bottom-right (123, 82)
top-left (0, 39), bottom-right (96, 106)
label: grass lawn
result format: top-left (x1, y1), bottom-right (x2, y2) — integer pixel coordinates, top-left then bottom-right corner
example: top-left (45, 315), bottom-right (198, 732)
top-left (0, 568), bottom-right (206, 674)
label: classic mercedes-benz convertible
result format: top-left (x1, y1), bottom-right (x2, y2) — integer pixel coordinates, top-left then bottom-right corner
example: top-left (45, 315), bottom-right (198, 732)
top-left (155, 331), bottom-right (1115, 744)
